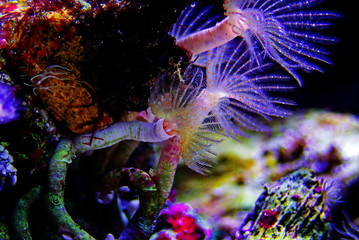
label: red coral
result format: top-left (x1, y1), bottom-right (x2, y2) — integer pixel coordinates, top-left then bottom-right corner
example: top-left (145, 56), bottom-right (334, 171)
top-left (258, 209), bottom-right (278, 229)
top-left (0, 2), bottom-right (18, 13)
top-left (26, 0), bottom-right (74, 12)
top-left (156, 203), bottom-right (211, 240)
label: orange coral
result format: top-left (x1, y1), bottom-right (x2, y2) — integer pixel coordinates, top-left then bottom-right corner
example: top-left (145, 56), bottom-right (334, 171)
top-left (1, 3), bottom-right (113, 134)
top-left (32, 66), bottom-right (113, 134)
top-left (5, 6), bottom-right (83, 76)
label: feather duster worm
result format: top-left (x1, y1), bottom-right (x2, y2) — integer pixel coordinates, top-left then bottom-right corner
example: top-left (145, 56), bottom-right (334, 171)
top-left (173, 0), bottom-right (340, 85)
top-left (149, 38), bottom-right (294, 174)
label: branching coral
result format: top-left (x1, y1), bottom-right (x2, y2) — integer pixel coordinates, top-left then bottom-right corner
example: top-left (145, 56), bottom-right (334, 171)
top-left (97, 167), bottom-right (159, 239)
top-left (95, 136), bottom-right (181, 239)
top-left (46, 127), bottom-right (178, 239)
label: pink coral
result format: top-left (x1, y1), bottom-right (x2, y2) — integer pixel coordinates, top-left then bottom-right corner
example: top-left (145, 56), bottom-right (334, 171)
top-left (155, 203), bottom-right (211, 240)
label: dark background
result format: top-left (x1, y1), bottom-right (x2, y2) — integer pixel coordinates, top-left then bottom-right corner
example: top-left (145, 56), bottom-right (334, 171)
top-left (295, 0), bottom-right (359, 114)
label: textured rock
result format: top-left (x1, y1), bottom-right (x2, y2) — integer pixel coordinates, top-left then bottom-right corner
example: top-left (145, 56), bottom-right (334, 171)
top-left (239, 169), bottom-right (332, 240)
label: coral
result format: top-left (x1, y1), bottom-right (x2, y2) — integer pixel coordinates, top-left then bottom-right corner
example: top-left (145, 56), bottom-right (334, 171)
top-left (265, 110), bottom-right (359, 185)
top-left (173, 110), bottom-right (359, 238)
top-left (153, 203), bottom-right (212, 240)
top-left (3, 3), bottom-right (83, 76)
top-left (1, 0), bottom-right (188, 131)
top-left (0, 143), bottom-right (16, 191)
top-left (31, 65), bottom-right (113, 134)
top-left (99, 167), bottom-right (159, 240)
top-left (0, 0), bottom-right (343, 240)
top-left (150, 230), bottom-right (177, 240)
top-left (0, 82), bottom-right (20, 124)
top-left (99, 137), bottom-right (182, 239)
top-left (238, 169), bottom-right (332, 239)
top-left (5, 131), bottom-right (181, 239)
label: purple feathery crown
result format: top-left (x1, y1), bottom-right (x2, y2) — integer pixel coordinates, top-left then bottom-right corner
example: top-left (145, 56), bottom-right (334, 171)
top-left (0, 83), bottom-right (19, 124)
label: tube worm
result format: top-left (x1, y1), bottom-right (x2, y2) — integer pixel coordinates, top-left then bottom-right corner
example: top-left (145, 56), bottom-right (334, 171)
top-left (172, 1), bottom-right (340, 85)
top-left (73, 119), bottom-right (175, 153)
top-left (156, 136), bottom-right (181, 207)
top-left (335, 211), bottom-right (359, 239)
top-left (149, 65), bottom-right (225, 174)
top-left (12, 186), bottom-right (44, 240)
top-left (176, 17), bottom-right (237, 57)
top-left (97, 167), bottom-right (158, 240)
top-left (149, 41), bottom-right (294, 174)
top-left (97, 137), bottom-right (181, 239)
top-left (46, 139), bottom-right (96, 240)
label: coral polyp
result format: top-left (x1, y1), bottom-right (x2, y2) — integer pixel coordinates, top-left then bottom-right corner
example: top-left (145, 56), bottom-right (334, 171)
top-left (0, 82), bottom-right (19, 124)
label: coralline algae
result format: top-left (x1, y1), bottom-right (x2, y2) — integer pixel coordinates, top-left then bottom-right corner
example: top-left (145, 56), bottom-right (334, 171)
top-left (238, 169), bottom-right (331, 239)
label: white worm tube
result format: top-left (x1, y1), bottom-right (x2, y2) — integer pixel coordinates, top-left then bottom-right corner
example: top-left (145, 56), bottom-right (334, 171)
top-left (73, 119), bottom-right (174, 153)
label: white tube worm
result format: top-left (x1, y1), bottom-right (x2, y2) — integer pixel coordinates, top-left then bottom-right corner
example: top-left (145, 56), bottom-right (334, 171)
top-left (73, 119), bottom-right (174, 153)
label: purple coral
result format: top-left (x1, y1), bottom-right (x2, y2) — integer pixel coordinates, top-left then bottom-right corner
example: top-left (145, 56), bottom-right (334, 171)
top-left (0, 83), bottom-right (20, 124)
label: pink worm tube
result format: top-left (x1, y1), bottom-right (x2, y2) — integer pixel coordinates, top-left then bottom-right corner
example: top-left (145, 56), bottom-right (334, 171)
top-left (156, 136), bottom-right (182, 206)
top-left (176, 16), bottom-right (237, 57)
